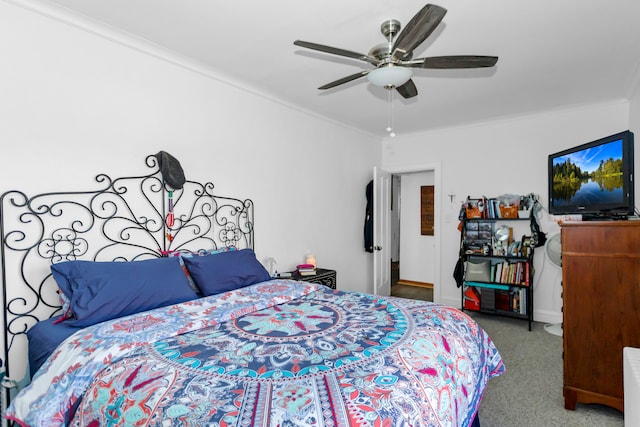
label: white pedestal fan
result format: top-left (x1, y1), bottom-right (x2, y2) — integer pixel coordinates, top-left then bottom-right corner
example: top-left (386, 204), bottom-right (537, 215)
top-left (543, 232), bottom-right (563, 336)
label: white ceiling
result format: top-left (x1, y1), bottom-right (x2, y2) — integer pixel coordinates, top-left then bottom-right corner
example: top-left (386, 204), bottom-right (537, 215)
top-left (38, 0), bottom-right (640, 137)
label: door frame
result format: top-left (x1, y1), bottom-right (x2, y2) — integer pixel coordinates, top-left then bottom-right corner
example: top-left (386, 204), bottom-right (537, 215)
top-left (383, 162), bottom-right (442, 304)
top-left (373, 167), bottom-right (392, 296)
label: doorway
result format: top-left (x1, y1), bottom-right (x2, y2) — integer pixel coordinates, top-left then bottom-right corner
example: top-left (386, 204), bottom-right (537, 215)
top-left (389, 172), bottom-right (435, 302)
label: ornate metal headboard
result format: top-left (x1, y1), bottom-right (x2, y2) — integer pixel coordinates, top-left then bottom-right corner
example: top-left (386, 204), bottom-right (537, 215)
top-left (0, 155), bottom-right (254, 387)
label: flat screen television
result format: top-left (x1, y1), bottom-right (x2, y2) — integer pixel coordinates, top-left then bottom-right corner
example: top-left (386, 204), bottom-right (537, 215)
top-left (548, 130), bottom-right (635, 218)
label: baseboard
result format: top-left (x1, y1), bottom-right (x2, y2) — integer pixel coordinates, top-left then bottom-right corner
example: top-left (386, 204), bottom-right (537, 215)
top-left (396, 280), bottom-right (433, 288)
top-left (533, 309), bottom-right (562, 325)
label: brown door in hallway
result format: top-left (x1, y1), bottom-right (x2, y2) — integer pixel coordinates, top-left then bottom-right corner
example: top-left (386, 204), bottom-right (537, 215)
top-left (421, 185), bottom-right (434, 236)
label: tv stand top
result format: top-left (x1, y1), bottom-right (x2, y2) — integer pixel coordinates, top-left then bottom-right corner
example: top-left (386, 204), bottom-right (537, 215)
top-left (581, 213), bottom-right (629, 221)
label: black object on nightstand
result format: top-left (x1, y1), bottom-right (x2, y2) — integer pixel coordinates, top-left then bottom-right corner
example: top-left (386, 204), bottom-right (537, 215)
top-left (290, 268), bottom-right (336, 289)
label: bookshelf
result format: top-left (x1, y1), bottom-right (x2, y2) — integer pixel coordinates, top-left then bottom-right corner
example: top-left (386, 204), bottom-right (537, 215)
top-left (459, 197), bottom-right (534, 330)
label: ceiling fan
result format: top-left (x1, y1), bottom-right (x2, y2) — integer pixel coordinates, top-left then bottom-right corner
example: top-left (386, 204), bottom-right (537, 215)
top-left (293, 4), bottom-right (498, 99)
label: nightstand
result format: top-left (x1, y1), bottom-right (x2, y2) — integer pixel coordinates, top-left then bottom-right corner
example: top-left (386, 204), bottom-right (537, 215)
top-left (290, 268), bottom-right (336, 289)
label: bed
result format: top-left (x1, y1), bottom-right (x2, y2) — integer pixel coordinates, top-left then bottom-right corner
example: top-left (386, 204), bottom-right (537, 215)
top-left (0, 155), bottom-right (504, 426)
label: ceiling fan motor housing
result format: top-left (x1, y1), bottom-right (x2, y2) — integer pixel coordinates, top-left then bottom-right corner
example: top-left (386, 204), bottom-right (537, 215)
top-left (381, 19), bottom-right (401, 39)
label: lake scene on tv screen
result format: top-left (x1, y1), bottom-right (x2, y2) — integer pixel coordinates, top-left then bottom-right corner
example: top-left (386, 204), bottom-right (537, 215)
top-left (551, 139), bottom-right (624, 208)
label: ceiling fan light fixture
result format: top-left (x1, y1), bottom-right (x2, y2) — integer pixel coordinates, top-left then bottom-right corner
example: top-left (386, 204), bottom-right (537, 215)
top-left (367, 66), bottom-right (412, 88)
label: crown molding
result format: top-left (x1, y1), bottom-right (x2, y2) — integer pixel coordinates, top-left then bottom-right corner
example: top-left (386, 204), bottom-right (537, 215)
top-left (4, 0), bottom-right (381, 141)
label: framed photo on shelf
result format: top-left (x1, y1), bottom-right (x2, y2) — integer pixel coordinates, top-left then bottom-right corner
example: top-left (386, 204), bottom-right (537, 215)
top-left (477, 221), bottom-right (494, 241)
top-left (465, 221), bottom-right (479, 241)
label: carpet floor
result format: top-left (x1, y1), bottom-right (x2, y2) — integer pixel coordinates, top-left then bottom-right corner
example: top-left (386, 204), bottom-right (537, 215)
top-left (470, 312), bottom-right (624, 427)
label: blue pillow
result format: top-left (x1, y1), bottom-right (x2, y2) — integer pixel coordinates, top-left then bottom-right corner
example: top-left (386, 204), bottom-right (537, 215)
top-left (170, 246), bottom-right (237, 294)
top-left (51, 257), bottom-right (198, 327)
top-left (182, 248), bottom-right (270, 296)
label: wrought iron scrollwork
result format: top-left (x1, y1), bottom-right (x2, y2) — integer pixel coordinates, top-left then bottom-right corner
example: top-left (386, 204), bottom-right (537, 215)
top-left (0, 155), bottom-right (254, 384)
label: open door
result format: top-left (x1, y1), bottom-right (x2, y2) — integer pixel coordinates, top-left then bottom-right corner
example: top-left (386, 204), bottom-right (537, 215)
top-left (373, 167), bottom-right (391, 296)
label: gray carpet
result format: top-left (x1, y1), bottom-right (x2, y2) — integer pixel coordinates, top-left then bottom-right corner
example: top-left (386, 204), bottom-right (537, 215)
top-left (470, 312), bottom-right (624, 427)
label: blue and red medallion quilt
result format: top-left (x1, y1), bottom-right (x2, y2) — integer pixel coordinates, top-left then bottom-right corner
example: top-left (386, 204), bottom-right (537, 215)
top-left (7, 280), bottom-right (504, 427)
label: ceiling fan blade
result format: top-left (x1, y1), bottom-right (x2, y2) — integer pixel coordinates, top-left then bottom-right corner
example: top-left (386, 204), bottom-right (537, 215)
top-left (405, 55), bottom-right (499, 69)
top-left (395, 79), bottom-right (418, 99)
top-left (392, 4), bottom-right (447, 60)
top-left (318, 70), bottom-right (370, 90)
top-left (294, 40), bottom-right (379, 65)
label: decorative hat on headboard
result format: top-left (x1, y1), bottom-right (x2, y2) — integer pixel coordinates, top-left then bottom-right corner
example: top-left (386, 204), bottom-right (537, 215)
top-left (154, 151), bottom-right (186, 189)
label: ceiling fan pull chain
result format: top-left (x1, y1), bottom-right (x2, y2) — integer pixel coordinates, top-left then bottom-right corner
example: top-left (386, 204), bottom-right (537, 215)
top-left (387, 89), bottom-right (396, 137)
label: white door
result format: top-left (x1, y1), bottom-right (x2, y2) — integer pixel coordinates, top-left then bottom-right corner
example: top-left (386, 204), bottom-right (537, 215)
top-left (373, 167), bottom-right (391, 296)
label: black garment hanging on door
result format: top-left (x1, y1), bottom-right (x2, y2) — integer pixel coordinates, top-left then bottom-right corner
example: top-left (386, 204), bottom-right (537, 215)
top-left (364, 180), bottom-right (374, 253)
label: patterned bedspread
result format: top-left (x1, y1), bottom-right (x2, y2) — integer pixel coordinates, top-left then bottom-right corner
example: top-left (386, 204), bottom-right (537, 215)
top-left (7, 281), bottom-right (504, 427)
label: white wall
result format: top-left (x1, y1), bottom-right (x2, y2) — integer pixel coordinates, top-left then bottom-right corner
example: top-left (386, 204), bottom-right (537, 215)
top-left (630, 72), bottom-right (640, 134)
top-left (0, 1), bottom-right (380, 294)
top-left (383, 101), bottom-right (630, 323)
top-left (399, 171), bottom-right (435, 284)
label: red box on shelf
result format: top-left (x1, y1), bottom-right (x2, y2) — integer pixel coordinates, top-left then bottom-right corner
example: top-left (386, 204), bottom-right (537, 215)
top-left (464, 287), bottom-right (481, 310)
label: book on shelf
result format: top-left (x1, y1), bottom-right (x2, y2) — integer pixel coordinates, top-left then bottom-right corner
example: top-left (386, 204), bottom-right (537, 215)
top-left (296, 263), bottom-right (316, 276)
top-left (489, 260), bottom-right (530, 286)
top-left (511, 291), bottom-right (520, 313)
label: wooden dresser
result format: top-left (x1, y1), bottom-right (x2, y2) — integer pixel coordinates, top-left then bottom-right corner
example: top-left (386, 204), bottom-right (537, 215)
top-left (561, 221), bottom-right (640, 412)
